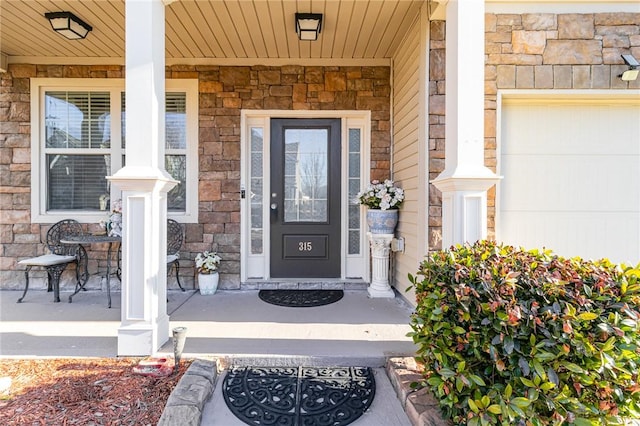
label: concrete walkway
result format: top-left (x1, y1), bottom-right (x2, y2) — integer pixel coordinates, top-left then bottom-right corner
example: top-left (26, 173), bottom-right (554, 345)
top-left (1, 288), bottom-right (417, 425)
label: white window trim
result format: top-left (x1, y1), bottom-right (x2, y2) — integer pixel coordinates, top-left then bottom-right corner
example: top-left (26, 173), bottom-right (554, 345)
top-left (30, 78), bottom-right (199, 223)
top-left (240, 110), bottom-right (371, 282)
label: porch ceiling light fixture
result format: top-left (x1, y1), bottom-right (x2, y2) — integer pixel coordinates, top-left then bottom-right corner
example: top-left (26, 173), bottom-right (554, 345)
top-left (620, 54), bottom-right (639, 81)
top-left (44, 11), bottom-right (93, 40)
top-left (295, 13), bottom-right (323, 41)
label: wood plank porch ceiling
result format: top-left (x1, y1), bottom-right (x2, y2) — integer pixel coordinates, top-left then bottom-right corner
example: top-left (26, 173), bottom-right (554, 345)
top-left (1, 1), bottom-right (424, 63)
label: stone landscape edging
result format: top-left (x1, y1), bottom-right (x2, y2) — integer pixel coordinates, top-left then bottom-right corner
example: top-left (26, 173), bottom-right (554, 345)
top-left (157, 358), bottom-right (217, 426)
top-left (386, 357), bottom-right (451, 426)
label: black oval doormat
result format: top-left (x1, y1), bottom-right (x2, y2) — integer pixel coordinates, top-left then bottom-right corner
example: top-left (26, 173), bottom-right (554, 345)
top-left (223, 366), bottom-right (376, 426)
top-left (258, 289), bottom-right (344, 307)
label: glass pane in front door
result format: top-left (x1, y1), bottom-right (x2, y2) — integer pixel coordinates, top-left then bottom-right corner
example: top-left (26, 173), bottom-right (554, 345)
top-left (283, 129), bottom-right (328, 223)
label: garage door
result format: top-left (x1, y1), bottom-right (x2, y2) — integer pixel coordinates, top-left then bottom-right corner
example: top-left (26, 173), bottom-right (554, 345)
top-left (498, 98), bottom-right (640, 264)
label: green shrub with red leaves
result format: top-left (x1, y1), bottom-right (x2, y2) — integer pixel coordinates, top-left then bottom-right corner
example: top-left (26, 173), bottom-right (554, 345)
top-left (407, 240), bottom-right (640, 426)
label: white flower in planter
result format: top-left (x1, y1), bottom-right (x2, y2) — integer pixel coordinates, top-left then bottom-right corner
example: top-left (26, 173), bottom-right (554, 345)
top-left (356, 179), bottom-right (405, 210)
top-left (195, 251), bottom-right (221, 274)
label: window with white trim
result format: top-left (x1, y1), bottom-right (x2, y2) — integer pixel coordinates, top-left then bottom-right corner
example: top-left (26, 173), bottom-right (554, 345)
top-left (31, 79), bottom-right (199, 223)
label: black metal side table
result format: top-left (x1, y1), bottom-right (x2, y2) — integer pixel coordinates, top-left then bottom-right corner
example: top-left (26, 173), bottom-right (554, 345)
top-left (61, 235), bottom-right (121, 308)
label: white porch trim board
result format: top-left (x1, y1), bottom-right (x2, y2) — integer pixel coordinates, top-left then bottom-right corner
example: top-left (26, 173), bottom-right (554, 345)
top-left (0, 53), bottom-right (7, 72)
top-left (431, 0), bottom-right (501, 247)
top-left (389, 4), bottom-right (430, 300)
top-left (416, 5), bottom-right (430, 259)
top-left (108, 0), bottom-right (176, 356)
top-left (7, 56), bottom-right (392, 67)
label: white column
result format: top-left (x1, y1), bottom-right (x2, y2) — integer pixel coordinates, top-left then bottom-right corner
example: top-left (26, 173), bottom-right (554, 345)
top-left (108, 0), bottom-right (177, 356)
top-left (431, 0), bottom-right (500, 248)
top-left (367, 233), bottom-right (395, 298)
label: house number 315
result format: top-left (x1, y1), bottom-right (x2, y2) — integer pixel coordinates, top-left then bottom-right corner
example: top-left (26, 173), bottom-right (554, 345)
top-left (298, 242), bottom-right (313, 251)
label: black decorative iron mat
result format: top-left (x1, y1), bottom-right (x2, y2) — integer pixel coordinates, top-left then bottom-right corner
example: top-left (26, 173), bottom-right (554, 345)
top-left (223, 366), bottom-right (376, 426)
top-left (258, 289), bottom-right (344, 307)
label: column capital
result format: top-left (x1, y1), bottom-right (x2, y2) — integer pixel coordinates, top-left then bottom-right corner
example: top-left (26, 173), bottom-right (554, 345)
top-left (432, 171), bottom-right (501, 194)
top-left (108, 166), bottom-right (177, 193)
top-left (368, 233), bottom-right (394, 248)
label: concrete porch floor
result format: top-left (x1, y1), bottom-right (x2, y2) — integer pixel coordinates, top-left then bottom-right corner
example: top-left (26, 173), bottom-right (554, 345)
top-left (0, 288), bottom-right (416, 363)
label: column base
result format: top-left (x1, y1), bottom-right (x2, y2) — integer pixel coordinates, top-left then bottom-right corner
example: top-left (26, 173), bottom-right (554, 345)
top-left (368, 286), bottom-right (396, 298)
top-left (431, 174), bottom-right (501, 247)
top-left (117, 314), bottom-right (170, 356)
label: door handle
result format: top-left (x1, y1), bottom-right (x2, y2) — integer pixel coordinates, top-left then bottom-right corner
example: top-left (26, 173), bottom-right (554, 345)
top-left (270, 193), bottom-right (278, 222)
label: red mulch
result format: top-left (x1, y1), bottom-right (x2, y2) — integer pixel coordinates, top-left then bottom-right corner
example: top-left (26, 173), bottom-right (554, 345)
top-left (0, 358), bottom-right (191, 425)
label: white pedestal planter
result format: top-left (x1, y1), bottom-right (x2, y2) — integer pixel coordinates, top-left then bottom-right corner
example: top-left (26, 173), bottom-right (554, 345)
top-left (198, 272), bottom-right (219, 295)
top-left (367, 233), bottom-right (395, 298)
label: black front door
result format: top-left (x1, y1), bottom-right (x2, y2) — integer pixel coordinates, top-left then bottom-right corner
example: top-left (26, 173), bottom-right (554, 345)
top-left (270, 118), bottom-right (341, 278)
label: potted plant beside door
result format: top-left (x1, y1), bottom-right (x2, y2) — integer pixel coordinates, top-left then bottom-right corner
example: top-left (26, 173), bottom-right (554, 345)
top-left (357, 179), bottom-right (405, 234)
top-left (195, 250), bottom-right (222, 295)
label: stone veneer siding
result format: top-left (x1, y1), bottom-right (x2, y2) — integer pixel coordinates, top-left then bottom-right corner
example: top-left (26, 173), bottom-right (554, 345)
top-left (428, 12), bottom-right (640, 252)
top-left (0, 65), bottom-right (391, 290)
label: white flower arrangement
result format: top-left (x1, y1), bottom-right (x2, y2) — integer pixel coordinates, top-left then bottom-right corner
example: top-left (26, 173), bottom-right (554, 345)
top-left (111, 199), bottom-right (122, 214)
top-left (195, 250), bottom-right (222, 274)
top-left (356, 179), bottom-right (405, 210)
